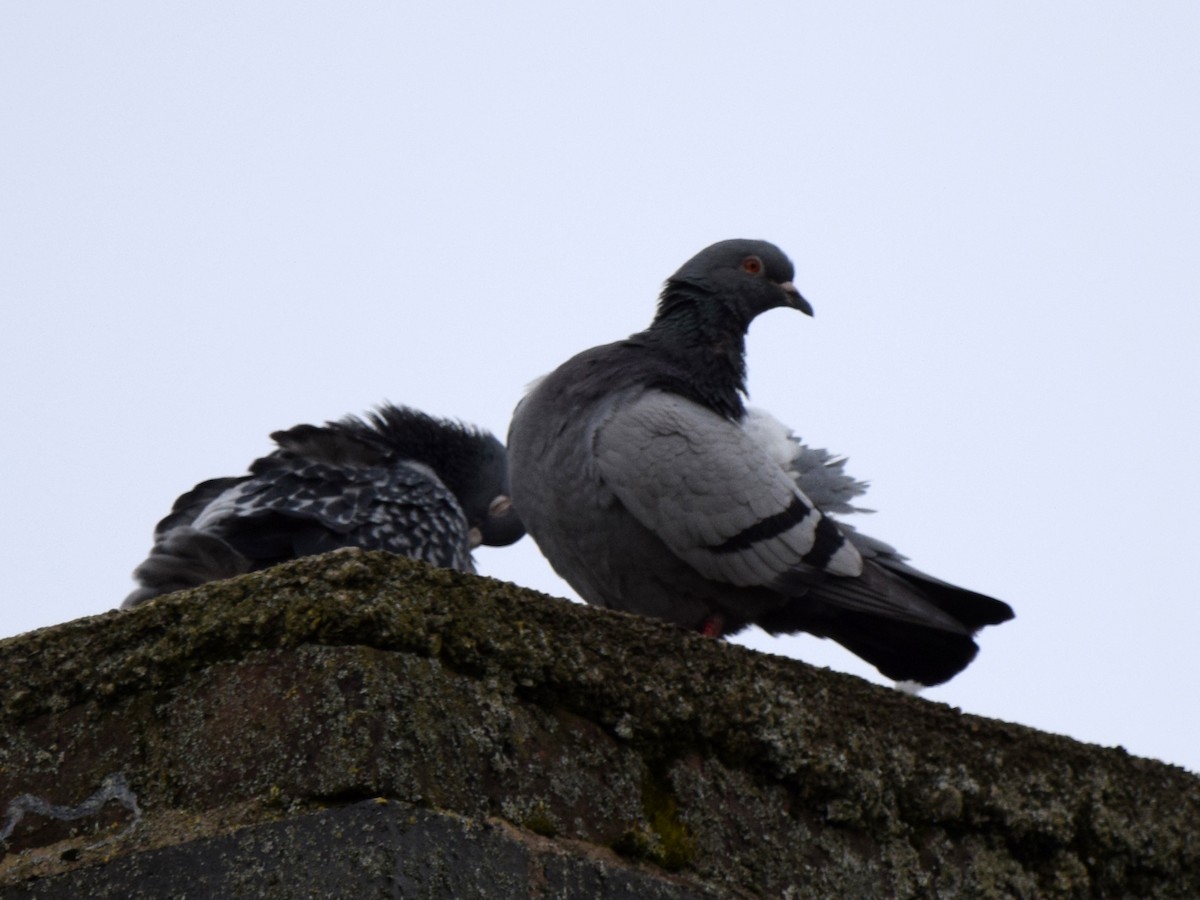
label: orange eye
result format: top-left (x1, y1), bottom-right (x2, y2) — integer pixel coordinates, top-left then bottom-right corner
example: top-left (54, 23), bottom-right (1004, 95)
top-left (741, 256), bottom-right (763, 275)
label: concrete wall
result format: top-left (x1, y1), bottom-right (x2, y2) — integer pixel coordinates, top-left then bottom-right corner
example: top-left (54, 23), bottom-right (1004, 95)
top-left (1, 550), bottom-right (1196, 897)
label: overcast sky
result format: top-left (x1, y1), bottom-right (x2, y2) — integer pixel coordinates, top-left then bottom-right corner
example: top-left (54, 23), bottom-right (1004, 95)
top-left (3, 4), bottom-right (1198, 774)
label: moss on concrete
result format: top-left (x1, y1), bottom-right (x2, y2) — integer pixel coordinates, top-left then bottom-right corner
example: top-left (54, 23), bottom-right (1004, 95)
top-left (1, 549), bottom-right (1197, 897)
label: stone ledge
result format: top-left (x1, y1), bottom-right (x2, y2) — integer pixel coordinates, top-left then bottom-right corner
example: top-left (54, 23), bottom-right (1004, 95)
top-left (1, 550), bottom-right (1197, 897)
top-left (2, 801), bottom-right (717, 899)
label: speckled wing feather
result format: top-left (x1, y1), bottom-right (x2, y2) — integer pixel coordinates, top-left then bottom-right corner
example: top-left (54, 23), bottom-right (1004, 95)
top-left (192, 455), bottom-right (474, 572)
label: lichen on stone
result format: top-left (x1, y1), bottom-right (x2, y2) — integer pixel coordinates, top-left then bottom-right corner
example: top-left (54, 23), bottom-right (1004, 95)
top-left (1, 550), bottom-right (1197, 897)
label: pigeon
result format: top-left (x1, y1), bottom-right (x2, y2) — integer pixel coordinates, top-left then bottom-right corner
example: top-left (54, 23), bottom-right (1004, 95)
top-left (124, 403), bottom-right (524, 607)
top-left (507, 239), bottom-right (1013, 686)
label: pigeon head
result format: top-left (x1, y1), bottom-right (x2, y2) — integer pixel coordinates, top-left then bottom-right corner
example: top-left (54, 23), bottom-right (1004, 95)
top-left (459, 433), bottom-right (526, 548)
top-left (324, 404), bottom-right (525, 549)
top-left (657, 239), bottom-right (813, 327)
top-left (388, 413), bottom-right (526, 550)
top-left (639, 240), bottom-right (811, 419)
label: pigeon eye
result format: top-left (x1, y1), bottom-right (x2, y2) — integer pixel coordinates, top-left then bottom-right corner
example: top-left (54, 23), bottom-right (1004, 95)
top-left (741, 256), bottom-right (764, 275)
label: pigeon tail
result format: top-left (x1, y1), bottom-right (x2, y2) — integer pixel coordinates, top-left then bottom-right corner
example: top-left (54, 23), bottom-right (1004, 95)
top-left (759, 603), bottom-right (984, 686)
top-left (762, 555), bottom-right (1013, 685)
top-left (873, 558), bottom-right (1015, 631)
top-left (124, 526), bottom-right (252, 606)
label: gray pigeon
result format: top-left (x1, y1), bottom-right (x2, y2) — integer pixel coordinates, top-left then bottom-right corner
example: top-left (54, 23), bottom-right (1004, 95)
top-left (507, 239), bottom-right (1013, 686)
top-left (125, 403), bottom-right (524, 607)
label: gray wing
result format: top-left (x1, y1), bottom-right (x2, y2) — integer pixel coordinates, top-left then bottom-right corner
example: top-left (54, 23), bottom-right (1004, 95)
top-left (593, 393), bottom-right (983, 634)
top-left (592, 390), bottom-right (863, 588)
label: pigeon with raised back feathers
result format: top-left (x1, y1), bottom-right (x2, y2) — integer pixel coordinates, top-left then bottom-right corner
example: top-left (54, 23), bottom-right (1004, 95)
top-left (124, 403), bottom-right (524, 607)
top-left (507, 239), bottom-right (1013, 686)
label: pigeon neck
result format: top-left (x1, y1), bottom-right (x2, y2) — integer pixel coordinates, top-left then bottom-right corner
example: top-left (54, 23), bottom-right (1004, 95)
top-left (644, 293), bottom-right (749, 420)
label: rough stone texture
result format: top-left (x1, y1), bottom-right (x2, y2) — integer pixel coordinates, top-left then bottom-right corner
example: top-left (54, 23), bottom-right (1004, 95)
top-left (1, 802), bottom-right (716, 899)
top-left (0, 549), bottom-right (1197, 897)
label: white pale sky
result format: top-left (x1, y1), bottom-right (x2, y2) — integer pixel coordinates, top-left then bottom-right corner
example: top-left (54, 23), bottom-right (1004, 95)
top-left (3, 4), bottom-right (1198, 774)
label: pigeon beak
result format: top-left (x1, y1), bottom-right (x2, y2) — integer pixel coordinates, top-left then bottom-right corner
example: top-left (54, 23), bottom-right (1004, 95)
top-left (779, 281), bottom-right (814, 317)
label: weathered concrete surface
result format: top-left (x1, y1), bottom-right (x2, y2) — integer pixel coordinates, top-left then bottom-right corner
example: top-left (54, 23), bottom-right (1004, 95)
top-left (1, 801), bottom-right (717, 899)
top-left (0, 549), bottom-right (1197, 897)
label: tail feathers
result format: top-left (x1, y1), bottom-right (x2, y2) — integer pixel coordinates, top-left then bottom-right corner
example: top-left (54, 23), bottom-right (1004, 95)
top-left (815, 609), bottom-right (981, 686)
top-left (836, 525), bottom-right (1013, 630)
top-left (124, 526), bottom-right (252, 608)
top-left (874, 557), bottom-right (1014, 630)
top-left (761, 558), bottom-right (1013, 685)
top-left (757, 598), bottom-right (982, 686)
